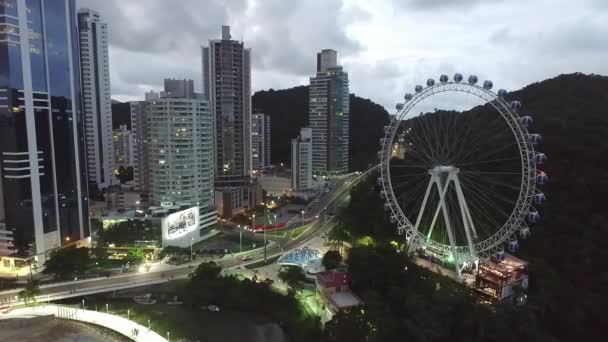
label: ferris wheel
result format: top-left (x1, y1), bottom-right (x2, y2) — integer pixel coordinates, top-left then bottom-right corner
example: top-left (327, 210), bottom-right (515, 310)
top-left (378, 73), bottom-right (548, 278)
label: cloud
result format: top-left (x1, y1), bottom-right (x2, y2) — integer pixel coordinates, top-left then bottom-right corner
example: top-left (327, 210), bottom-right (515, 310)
top-left (76, 0), bottom-right (608, 112)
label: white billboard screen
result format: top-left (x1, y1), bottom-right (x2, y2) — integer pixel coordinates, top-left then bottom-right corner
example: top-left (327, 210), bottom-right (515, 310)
top-left (166, 207), bottom-right (197, 238)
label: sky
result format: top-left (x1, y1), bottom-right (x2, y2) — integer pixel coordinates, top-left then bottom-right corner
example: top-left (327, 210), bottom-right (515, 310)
top-left (78, 0), bottom-right (608, 111)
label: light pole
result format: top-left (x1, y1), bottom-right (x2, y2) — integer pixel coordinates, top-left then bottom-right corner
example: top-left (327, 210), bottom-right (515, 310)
top-left (190, 237), bottom-right (194, 262)
top-left (82, 299), bottom-right (85, 310)
top-left (238, 224), bottom-right (242, 253)
top-left (301, 210), bottom-right (305, 226)
top-left (128, 309), bottom-right (130, 320)
top-left (106, 303), bottom-right (109, 313)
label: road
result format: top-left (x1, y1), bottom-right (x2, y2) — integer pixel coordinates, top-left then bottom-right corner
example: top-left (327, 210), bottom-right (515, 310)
top-left (0, 169), bottom-right (374, 308)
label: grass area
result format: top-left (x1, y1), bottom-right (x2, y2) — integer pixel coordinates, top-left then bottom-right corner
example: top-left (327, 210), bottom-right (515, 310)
top-left (290, 224), bottom-right (312, 240)
top-left (264, 231), bottom-right (287, 239)
top-left (245, 255), bottom-right (280, 269)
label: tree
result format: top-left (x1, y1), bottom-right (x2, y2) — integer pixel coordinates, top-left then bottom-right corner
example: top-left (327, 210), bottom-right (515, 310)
top-left (322, 250), bottom-right (343, 270)
top-left (159, 246), bottom-right (189, 260)
top-left (125, 248), bottom-right (144, 265)
top-left (278, 266), bottom-right (306, 292)
top-left (323, 309), bottom-right (370, 342)
top-left (18, 278), bottom-right (40, 305)
top-left (43, 246), bottom-right (91, 280)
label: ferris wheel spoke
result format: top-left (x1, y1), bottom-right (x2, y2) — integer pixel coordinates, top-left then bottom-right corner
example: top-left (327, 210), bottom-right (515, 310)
top-left (456, 156), bottom-right (522, 168)
top-left (461, 173), bottom-right (521, 192)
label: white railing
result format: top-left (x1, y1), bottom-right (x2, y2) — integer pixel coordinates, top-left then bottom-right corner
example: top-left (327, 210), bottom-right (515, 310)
top-left (5, 304), bottom-right (167, 342)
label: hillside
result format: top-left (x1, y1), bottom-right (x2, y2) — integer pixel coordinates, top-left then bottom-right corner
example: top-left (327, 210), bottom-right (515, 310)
top-left (111, 101), bottom-right (131, 130)
top-left (331, 73), bottom-right (608, 341)
top-left (252, 87), bottom-right (389, 171)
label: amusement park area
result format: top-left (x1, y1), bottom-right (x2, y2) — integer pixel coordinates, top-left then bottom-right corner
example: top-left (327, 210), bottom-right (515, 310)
top-left (373, 73), bottom-right (547, 304)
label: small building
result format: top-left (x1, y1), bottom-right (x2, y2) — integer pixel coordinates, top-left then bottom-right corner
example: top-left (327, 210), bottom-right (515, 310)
top-left (215, 182), bottom-right (262, 218)
top-left (316, 270), bottom-right (362, 317)
top-left (474, 253), bottom-right (529, 304)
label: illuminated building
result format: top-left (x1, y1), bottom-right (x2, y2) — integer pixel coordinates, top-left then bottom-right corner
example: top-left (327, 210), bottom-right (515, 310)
top-left (251, 112), bottom-right (271, 172)
top-left (147, 80), bottom-right (217, 231)
top-left (0, 0), bottom-right (89, 268)
top-left (113, 124), bottom-right (133, 169)
top-left (309, 49), bottom-right (350, 178)
top-left (291, 127), bottom-right (313, 190)
top-left (78, 8), bottom-right (114, 188)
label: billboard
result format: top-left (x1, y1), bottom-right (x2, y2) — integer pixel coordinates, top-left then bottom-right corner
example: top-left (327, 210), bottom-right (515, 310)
top-left (166, 207), bottom-right (198, 239)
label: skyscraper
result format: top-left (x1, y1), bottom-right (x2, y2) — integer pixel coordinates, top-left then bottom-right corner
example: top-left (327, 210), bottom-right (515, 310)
top-left (130, 99), bottom-right (151, 196)
top-left (203, 25), bottom-right (261, 218)
top-left (251, 113), bottom-right (271, 172)
top-left (292, 128), bottom-right (313, 190)
top-left (202, 25), bottom-right (252, 185)
top-left (309, 49), bottom-right (350, 177)
top-left (113, 124), bottom-right (133, 169)
top-left (78, 8), bottom-right (113, 188)
top-left (0, 0), bottom-right (89, 266)
top-left (147, 80), bottom-right (216, 231)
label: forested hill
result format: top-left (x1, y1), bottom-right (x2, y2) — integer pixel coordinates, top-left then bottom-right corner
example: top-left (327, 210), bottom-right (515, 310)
top-left (252, 86), bottom-right (390, 171)
top-left (504, 73), bottom-right (608, 339)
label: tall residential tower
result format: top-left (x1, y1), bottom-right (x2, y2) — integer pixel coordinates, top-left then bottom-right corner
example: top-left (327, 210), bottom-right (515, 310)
top-left (77, 8), bottom-right (113, 188)
top-left (292, 128), bottom-right (313, 190)
top-left (309, 49), bottom-right (350, 177)
top-left (0, 0), bottom-right (89, 267)
top-left (147, 80), bottom-right (216, 231)
top-left (202, 26), bottom-right (261, 217)
top-left (251, 112), bottom-right (271, 172)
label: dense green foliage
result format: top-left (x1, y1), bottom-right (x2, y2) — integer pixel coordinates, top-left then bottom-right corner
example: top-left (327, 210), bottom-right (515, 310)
top-left (252, 86), bottom-right (389, 171)
top-left (93, 219), bottom-right (160, 247)
top-left (183, 262), bottom-right (321, 341)
top-left (322, 250), bottom-right (343, 270)
top-left (278, 265), bottom-right (307, 291)
top-left (332, 73), bottom-right (608, 341)
top-left (43, 246), bottom-right (92, 280)
top-left (323, 244), bottom-right (553, 342)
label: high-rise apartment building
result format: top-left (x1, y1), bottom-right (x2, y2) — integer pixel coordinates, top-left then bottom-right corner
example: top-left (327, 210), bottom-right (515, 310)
top-left (131, 99), bottom-right (151, 196)
top-left (203, 25), bottom-right (260, 218)
top-left (113, 124), bottom-right (133, 169)
top-left (292, 128), bottom-right (313, 190)
top-left (0, 0), bottom-right (89, 267)
top-left (309, 49), bottom-right (350, 177)
top-left (78, 8), bottom-right (113, 188)
top-left (162, 78), bottom-right (194, 99)
top-left (251, 113), bottom-right (271, 172)
top-left (202, 25), bottom-right (252, 185)
top-left (148, 80), bottom-right (216, 231)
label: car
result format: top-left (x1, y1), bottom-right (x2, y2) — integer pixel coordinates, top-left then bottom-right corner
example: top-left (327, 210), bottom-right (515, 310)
top-left (314, 215), bottom-right (320, 219)
top-left (207, 305), bottom-right (220, 312)
top-left (240, 255), bottom-right (253, 261)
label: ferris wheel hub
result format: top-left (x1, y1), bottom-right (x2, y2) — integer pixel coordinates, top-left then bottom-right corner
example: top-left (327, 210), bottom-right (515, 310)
top-left (429, 165), bottom-right (459, 174)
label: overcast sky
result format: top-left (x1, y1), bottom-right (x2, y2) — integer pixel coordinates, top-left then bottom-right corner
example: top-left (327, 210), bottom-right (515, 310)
top-left (78, 0), bottom-right (608, 111)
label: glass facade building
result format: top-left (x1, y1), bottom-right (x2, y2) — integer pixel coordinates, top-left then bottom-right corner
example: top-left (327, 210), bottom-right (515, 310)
top-left (0, 0), bottom-right (89, 262)
top-left (309, 49), bottom-right (350, 177)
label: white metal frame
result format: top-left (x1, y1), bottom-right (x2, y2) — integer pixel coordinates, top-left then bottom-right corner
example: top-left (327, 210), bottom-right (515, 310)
top-left (379, 80), bottom-right (538, 268)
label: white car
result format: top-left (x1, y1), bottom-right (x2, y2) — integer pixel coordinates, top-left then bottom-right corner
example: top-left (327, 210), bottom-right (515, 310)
top-left (207, 305), bottom-right (220, 312)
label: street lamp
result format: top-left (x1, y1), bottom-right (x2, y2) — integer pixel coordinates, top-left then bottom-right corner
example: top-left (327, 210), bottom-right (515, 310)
top-left (238, 224), bottom-right (242, 253)
top-left (300, 210), bottom-right (305, 226)
top-left (252, 214), bottom-right (256, 232)
top-left (190, 237), bottom-right (194, 262)
top-left (82, 299), bottom-right (85, 310)
top-left (106, 303), bottom-right (109, 313)
top-left (128, 309), bottom-right (130, 320)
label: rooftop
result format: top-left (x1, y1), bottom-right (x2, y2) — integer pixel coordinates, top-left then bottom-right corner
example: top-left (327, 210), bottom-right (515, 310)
top-left (316, 270), bottom-right (350, 289)
top-left (329, 291), bottom-right (362, 309)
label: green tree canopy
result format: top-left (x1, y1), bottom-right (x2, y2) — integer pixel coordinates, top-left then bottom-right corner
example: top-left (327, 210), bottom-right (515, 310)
top-left (322, 250), bottom-right (343, 271)
top-left (43, 246), bottom-right (91, 280)
top-left (278, 265), bottom-right (306, 292)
